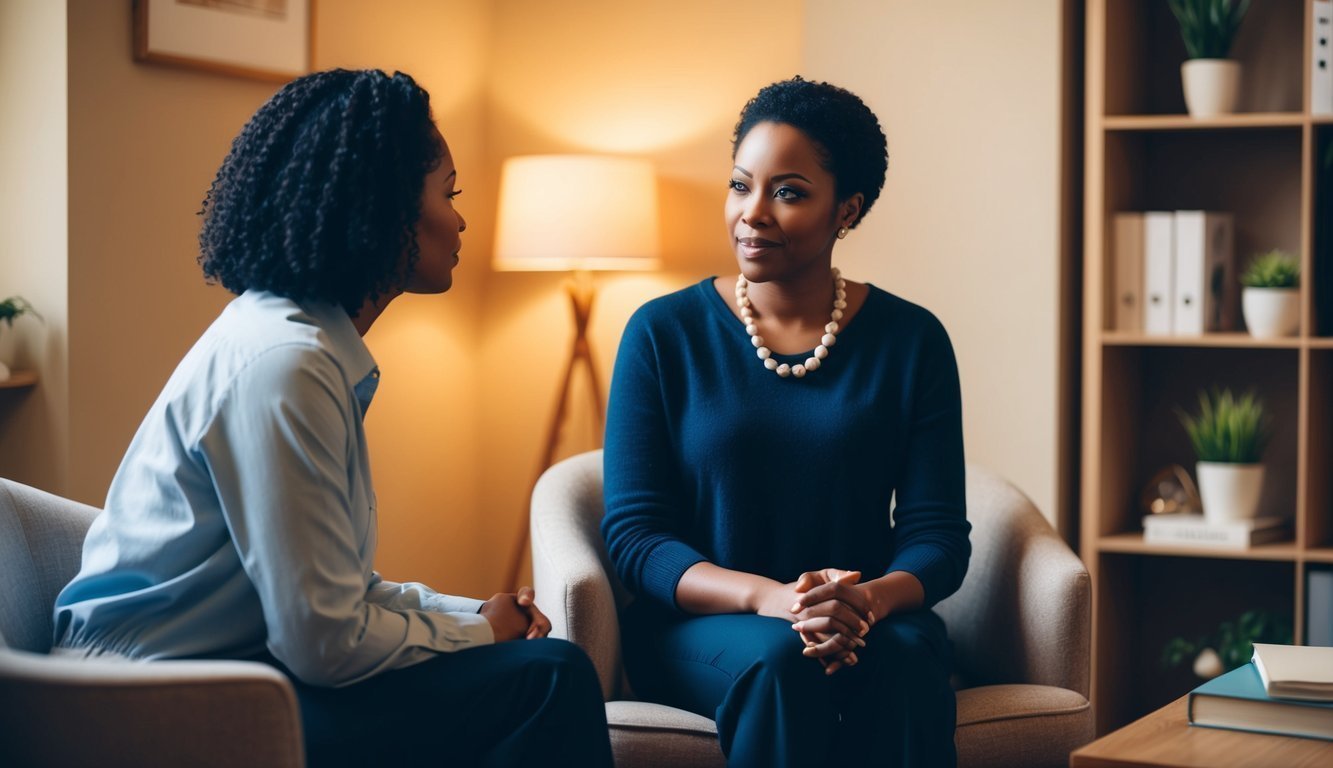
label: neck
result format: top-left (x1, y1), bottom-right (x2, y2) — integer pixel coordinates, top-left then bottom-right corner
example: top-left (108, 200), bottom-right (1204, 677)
top-left (744, 263), bottom-right (836, 322)
top-left (350, 289), bottom-right (401, 336)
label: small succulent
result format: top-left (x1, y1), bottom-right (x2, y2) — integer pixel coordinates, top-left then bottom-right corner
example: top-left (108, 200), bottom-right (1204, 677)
top-left (0, 296), bottom-right (40, 329)
top-left (1162, 609), bottom-right (1292, 678)
top-left (1176, 387), bottom-right (1270, 464)
top-left (1168, 0), bottom-right (1251, 59)
top-left (1240, 250), bottom-right (1300, 289)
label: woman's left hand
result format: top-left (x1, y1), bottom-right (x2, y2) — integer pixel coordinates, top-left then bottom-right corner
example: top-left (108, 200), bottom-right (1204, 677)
top-left (516, 586), bottom-right (553, 639)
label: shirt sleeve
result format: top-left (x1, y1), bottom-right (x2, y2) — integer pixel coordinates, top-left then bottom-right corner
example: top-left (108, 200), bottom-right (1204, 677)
top-left (199, 344), bottom-right (493, 688)
top-left (884, 314), bottom-right (973, 607)
top-left (600, 311), bottom-right (708, 612)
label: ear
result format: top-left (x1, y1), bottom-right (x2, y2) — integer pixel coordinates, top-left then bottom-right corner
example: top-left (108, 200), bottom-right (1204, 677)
top-left (838, 193), bottom-right (864, 229)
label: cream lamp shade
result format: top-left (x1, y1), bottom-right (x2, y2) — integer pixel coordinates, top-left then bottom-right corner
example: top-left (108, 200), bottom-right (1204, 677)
top-left (492, 155), bottom-right (661, 272)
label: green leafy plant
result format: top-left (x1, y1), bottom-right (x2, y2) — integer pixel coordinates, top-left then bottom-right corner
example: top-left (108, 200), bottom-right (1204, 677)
top-left (1168, 0), bottom-right (1251, 59)
top-left (1162, 610), bottom-right (1292, 676)
top-left (1176, 387), bottom-right (1270, 463)
top-left (0, 296), bottom-right (40, 329)
top-left (1240, 250), bottom-right (1300, 289)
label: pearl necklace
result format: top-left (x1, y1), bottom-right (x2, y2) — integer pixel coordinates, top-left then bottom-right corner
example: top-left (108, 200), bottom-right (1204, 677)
top-left (735, 267), bottom-right (846, 379)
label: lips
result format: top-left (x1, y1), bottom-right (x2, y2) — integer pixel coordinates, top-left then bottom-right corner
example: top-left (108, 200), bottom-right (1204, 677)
top-left (737, 236), bottom-right (781, 247)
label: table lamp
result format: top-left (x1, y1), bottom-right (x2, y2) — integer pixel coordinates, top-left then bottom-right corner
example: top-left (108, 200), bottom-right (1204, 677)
top-left (493, 154), bottom-right (660, 589)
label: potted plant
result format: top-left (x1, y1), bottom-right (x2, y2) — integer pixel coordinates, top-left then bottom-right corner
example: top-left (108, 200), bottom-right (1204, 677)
top-left (0, 295), bottom-right (39, 382)
top-left (1176, 386), bottom-right (1270, 521)
top-left (1168, 0), bottom-right (1251, 118)
top-left (1162, 609), bottom-right (1292, 680)
top-left (1240, 250), bottom-right (1300, 338)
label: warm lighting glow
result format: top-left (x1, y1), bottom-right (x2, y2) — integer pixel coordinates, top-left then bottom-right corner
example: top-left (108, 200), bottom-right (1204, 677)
top-left (492, 155), bottom-right (661, 272)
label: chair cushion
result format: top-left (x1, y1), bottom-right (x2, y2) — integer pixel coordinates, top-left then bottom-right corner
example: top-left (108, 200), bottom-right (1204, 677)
top-left (955, 684), bottom-right (1093, 768)
top-left (605, 700), bottom-right (725, 768)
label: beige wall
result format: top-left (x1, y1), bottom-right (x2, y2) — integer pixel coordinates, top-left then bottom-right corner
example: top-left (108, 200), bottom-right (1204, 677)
top-left (65, 0), bottom-right (276, 505)
top-left (0, 0), bottom-right (69, 494)
top-left (804, 1), bottom-right (1071, 523)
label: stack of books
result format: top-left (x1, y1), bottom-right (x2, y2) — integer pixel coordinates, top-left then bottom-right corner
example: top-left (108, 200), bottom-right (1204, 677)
top-left (1142, 513), bottom-right (1288, 551)
top-left (1188, 644), bottom-right (1333, 741)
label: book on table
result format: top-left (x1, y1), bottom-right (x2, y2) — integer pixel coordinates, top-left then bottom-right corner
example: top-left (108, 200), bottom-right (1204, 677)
top-left (1188, 663), bottom-right (1333, 741)
top-left (1141, 513), bottom-right (1288, 550)
top-left (1252, 643), bottom-right (1333, 702)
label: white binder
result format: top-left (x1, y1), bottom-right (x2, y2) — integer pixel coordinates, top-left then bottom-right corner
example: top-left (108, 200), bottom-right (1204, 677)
top-left (1173, 210), bottom-right (1235, 335)
top-left (1315, 0), bottom-right (1333, 115)
top-left (1143, 212), bottom-right (1175, 335)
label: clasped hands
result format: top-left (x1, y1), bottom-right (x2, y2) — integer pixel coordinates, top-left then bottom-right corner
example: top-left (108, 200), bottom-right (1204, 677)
top-left (480, 586), bottom-right (553, 642)
top-left (760, 568), bottom-right (874, 676)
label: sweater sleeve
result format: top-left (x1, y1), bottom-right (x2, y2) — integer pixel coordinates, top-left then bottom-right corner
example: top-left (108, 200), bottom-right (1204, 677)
top-left (601, 309), bottom-right (708, 612)
top-left (885, 313), bottom-right (972, 608)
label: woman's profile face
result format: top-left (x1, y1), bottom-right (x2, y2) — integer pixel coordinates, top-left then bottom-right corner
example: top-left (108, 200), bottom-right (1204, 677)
top-left (406, 132), bottom-right (466, 294)
top-left (725, 121), bottom-right (848, 283)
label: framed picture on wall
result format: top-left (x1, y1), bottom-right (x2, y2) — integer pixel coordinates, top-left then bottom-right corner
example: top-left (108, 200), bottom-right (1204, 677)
top-left (132, 0), bottom-right (313, 83)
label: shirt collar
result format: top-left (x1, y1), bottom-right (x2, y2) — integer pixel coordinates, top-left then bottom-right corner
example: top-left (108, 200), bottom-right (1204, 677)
top-left (301, 299), bottom-right (381, 413)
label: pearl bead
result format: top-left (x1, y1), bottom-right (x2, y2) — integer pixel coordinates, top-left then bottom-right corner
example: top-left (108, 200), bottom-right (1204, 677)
top-left (836, 289), bottom-right (846, 300)
top-left (791, 364), bottom-right (806, 377)
top-left (832, 309), bottom-right (843, 320)
top-left (739, 296), bottom-right (751, 308)
top-left (821, 333), bottom-right (837, 347)
top-left (776, 364), bottom-right (791, 377)
top-left (833, 299), bottom-right (847, 309)
top-left (745, 324), bottom-right (758, 335)
top-left (825, 322), bottom-right (839, 333)
top-left (757, 347), bottom-right (771, 360)
top-left (805, 357), bottom-right (820, 370)
top-left (764, 358), bottom-right (779, 370)
top-left (814, 345), bottom-right (828, 359)
top-left (751, 335), bottom-right (765, 348)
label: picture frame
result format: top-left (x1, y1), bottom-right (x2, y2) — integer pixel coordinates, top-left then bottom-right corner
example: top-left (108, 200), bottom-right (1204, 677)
top-left (132, 0), bottom-right (314, 83)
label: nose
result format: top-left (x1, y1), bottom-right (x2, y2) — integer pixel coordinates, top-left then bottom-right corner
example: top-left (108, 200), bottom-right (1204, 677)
top-left (457, 210), bottom-right (467, 232)
top-left (741, 193), bottom-right (772, 228)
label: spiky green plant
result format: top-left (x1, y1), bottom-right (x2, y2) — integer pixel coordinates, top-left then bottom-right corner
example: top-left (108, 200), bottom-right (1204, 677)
top-left (1240, 250), bottom-right (1300, 288)
top-left (1176, 387), bottom-right (1270, 463)
top-left (0, 296), bottom-right (39, 329)
top-left (1167, 0), bottom-right (1251, 59)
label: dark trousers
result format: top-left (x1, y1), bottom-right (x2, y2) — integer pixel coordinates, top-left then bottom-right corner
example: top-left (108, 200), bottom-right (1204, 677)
top-left (259, 638), bottom-right (613, 767)
top-left (623, 605), bottom-right (957, 768)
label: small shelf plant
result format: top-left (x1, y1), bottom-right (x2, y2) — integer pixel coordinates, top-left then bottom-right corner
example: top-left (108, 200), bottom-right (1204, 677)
top-left (1239, 250), bottom-right (1299, 338)
top-left (1176, 386), bottom-right (1270, 521)
top-left (0, 295), bottom-right (40, 383)
top-left (1167, 0), bottom-right (1251, 117)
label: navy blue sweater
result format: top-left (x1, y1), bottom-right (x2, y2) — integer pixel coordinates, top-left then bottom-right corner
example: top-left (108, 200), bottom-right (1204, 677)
top-left (601, 279), bottom-right (971, 614)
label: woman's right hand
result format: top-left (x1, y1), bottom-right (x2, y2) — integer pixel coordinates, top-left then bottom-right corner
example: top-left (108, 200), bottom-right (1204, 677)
top-left (754, 570), bottom-right (870, 674)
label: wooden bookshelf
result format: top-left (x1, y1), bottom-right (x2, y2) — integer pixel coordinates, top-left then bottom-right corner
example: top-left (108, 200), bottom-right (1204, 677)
top-left (0, 370), bottom-right (37, 389)
top-left (1083, 0), bottom-right (1333, 734)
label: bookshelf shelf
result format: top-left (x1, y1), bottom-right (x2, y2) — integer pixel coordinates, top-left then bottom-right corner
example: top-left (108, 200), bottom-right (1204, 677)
top-left (1083, 0), bottom-right (1330, 736)
top-left (1103, 113), bottom-right (1308, 131)
top-left (0, 370), bottom-right (37, 390)
top-left (1097, 533), bottom-right (1299, 562)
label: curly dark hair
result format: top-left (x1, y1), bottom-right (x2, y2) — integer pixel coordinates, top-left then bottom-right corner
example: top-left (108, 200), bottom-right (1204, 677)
top-left (198, 68), bottom-right (442, 315)
top-left (732, 77), bottom-right (888, 228)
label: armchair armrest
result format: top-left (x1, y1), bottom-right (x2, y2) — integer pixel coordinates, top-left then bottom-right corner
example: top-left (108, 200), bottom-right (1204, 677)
top-left (530, 449), bottom-right (623, 701)
top-left (0, 649), bottom-right (303, 767)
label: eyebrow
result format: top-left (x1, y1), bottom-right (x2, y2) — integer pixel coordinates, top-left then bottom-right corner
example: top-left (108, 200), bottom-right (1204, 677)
top-left (732, 165), bottom-right (812, 184)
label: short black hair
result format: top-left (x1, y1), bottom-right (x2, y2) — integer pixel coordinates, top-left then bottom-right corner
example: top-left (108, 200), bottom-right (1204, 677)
top-left (732, 77), bottom-right (888, 228)
top-left (198, 68), bottom-right (442, 315)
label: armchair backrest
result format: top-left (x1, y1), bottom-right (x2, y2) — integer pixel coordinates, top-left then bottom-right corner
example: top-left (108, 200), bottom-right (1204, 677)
top-left (935, 465), bottom-right (1090, 697)
top-left (0, 479), bottom-right (99, 652)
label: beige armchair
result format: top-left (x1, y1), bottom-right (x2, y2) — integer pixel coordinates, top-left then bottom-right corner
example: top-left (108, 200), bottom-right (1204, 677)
top-left (0, 478), bottom-right (304, 768)
top-left (531, 450), bottom-right (1094, 768)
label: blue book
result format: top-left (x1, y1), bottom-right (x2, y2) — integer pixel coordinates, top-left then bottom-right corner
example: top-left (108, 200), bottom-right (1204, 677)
top-left (1188, 663), bottom-right (1333, 741)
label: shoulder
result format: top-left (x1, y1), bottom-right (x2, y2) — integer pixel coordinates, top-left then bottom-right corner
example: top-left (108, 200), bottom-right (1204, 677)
top-left (864, 285), bottom-right (955, 346)
top-left (623, 279), bottom-right (717, 338)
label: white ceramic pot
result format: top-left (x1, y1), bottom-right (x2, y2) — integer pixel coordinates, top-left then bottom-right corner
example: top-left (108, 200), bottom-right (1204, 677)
top-left (1181, 59), bottom-right (1241, 118)
top-left (1242, 287), bottom-right (1300, 338)
top-left (1196, 461), bottom-right (1265, 522)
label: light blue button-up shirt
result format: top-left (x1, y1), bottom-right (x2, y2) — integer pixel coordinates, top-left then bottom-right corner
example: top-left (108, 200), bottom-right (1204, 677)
top-left (53, 290), bottom-right (493, 687)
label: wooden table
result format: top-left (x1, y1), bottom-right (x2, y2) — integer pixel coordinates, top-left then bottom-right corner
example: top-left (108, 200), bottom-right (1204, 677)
top-left (1070, 695), bottom-right (1333, 768)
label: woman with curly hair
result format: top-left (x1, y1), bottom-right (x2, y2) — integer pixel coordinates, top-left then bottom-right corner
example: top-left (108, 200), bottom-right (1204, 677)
top-left (602, 77), bottom-right (971, 767)
top-left (53, 69), bottom-right (612, 768)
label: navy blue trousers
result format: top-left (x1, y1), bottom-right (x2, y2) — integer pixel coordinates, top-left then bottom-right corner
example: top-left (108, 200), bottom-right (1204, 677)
top-left (258, 638), bottom-right (613, 768)
top-left (623, 605), bottom-right (957, 768)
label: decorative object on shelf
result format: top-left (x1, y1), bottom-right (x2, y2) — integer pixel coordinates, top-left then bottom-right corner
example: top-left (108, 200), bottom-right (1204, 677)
top-left (492, 154), bottom-right (660, 591)
top-left (1176, 387), bottom-right (1270, 521)
top-left (0, 296), bottom-right (40, 384)
top-left (1162, 609), bottom-right (1292, 680)
top-left (1239, 249), bottom-right (1300, 338)
top-left (1168, 0), bottom-right (1251, 117)
top-left (1140, 464), bottom-right (1202, 516)
top-left (132, 0), bottom-right (313, 83)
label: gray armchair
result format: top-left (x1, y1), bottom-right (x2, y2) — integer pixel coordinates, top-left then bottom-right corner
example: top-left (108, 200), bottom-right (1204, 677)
top-left (531, 450), bottom-right (1094, 768)
top-left (0, 477), bottom-right (304, 768)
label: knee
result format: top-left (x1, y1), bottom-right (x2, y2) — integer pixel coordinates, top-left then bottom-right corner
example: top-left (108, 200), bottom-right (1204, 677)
top-left (514, 638), bottom-right (603, 690)
top-left (867, 617), bottom-right (949, 679)
top-left (744, 629), bottom-right (825, 691)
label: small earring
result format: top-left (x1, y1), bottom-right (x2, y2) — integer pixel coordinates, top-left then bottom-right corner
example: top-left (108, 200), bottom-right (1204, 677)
top-left (836, 227), bottom-right (849, 240)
